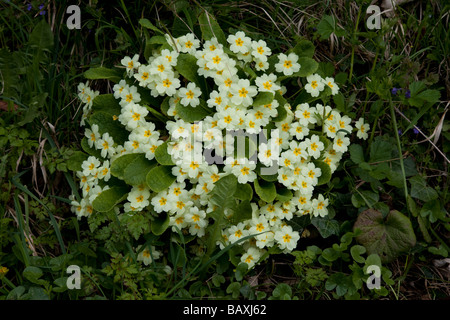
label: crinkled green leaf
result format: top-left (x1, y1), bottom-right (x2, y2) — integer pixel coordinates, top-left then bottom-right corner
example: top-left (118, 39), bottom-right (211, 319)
top-left (67, 151), bottom-right (88, 172)
top-left (84, 67), bottom-right (122, 83)
top-left (110, 153), bottom-right (142, 180)
top-left (234, 183), bottom-right (253, 201)
top-left (175, 53), bottom-right (202, 86)
top-left (155, 141), bottom-right (175, 166)
top-left (253, 92), bottom-right (274, 107)
top-left (92, 186), bottom-right (129, 212)
top-left (139, 18), bottom-right (164, 35)
top-left (276, 188), bottom-right (293, 202)
top-left (92, 94), bottom-right (121, 116)
top-left (354, 209), bottom-right (416, 263)
top-left (146, 165), bottom-right (176, 192)
top-left (151, 212), bottom-right (170, 235)
top-left (232, 200), bottom-right (252, 224)
top-left (123, 154), bottom-right (157, 186)
top-left (198, 12), bottom-right (227, 45)
top-left (89, 111), bottom-right (129, 145)
top-left (292, 39), bottom-right (315, 58)
top-left (175, 101), bottom-right (211, 122)
top-left (29, 20), bottom-right (54, 51)
top-left (254, 179), bottom-right (277, 203)
top-left (313, 160), bottom-right (332, 186)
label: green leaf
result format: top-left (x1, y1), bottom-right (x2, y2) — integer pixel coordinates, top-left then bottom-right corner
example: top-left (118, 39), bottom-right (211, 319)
top-left (84, 67), bottom-right (122, 83)
top-left (325, 272), bottom-right (351, 297)
top-left (92, 94), bottom-right (121, 116)
top-left (67, 151), bottom-right (88, 172)
top-left (369, 137), bottom-right (393, 163)
top-left (139, 18), bottom-right (164, 35)
top-left (210, 174), bottom-right (238, 211)
top-left (155, 141), bottom-right (175, 166)
top-left (276, 188), bottom-right (293, 202)
top-left (175, 54), bottom-right (202, 86)
top-left (151, 212), bottom-right (170, 235)
top-left (292, 39), bottom-right (315, 58)
top-left (29, 20), bottom-right (54, 51)
top-left (232, 200), bottom-right (253, 224)
top-left (420, 199), bottom-right (446, 223)
top-left (27, 287), bottom-right (50, 300)
top-left (81, 137), bottom-right (102, 158)
top-left (123, 154), bottom-right (157, 186)
top-left (254, 179), bottom-right (277, 203)
top-left (408, 80), bottom-right (440, 107)
top-left (226, 282), bottom-right (241, 299)
top-left (410, 175), bottom-right (439, 202)
top-left (272, 92), bottom-right (288, 122)
top-left (89, 111), bottom-right (129, 145)
top-left (311, 216), bottom-right (340, 238)
top-left (322, 247), bottom-right (340, 262)
top-left (146, 166), bottom-right (176, 192)
top-left (92, 186), bottom-right (129, 212)
top-left (350, 245), bottom-right (367, 263)
top-left (110, 153), bottom-right (142, 180)
top-left (23, 266), bottom-right (44, 285)
top-left (253, 92), bottom-right (274, 107)
top-left (198, 12), bottom-right (227, 45)
top-left (205, 174), bottom-right (238, 262)
top-left (316, 15), bottom-right (346, 40)
top-left (313, 160), bottom-right (332, 186)
top-left (233, 183), bottom-right (253, 201)
top-left (175, 101), bottom-right (211, 122)
top-left (271, 283), bottom-right (292, 300)
top-left (354, 209), bottom-right (416, 263)
top-left (353, 190), bottom-right (379, 208)
top-left (428, 245), bottom-right (448, 258)
top-left (235, 262), bottom-right (248, 282)
top-left (349, 144), bottom-right (365, 164)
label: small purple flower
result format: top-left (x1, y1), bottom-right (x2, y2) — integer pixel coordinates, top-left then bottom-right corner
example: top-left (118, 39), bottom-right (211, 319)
top-left (405, 89), bottom-right (411, 99)
top-left (391, 87), bottom-right (399, 95)
top-left (413, 127), bottom-right (419, 134)
top-left (313, 27), bottom-right (317, 32)
top-left (27, 3), bottom-right (32, 11)
top-left (39, 10), bottom-right (46, 16)
top-left (398, 129), bottom-right (402, 136)
top-left (39, 4), bottom-right (44, 10)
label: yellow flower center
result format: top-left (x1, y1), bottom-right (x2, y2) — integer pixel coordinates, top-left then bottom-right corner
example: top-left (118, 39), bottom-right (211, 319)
top-left (238, 88), bottom-right (248, 98)
top-left (284, 60), bottom-right (292, 68)
top-left (263, 81), bottom-right (272, 90)
top-left (162, 79), bottom-right (172, 87)
top-left (186, 90), bottom-right (194, 99)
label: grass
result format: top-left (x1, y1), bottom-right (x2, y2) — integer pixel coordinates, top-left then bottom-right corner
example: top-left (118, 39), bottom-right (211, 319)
top-left (0, 0), bottom-right (449, 300)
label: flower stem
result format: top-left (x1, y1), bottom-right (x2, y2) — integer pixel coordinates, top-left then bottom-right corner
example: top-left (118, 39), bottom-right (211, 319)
top-left (389, 98), bottom-right (409, 201)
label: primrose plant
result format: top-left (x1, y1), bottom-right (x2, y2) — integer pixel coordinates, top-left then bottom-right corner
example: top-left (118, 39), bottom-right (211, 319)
top-left (70, 21), bottom-right (369, 270)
